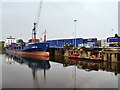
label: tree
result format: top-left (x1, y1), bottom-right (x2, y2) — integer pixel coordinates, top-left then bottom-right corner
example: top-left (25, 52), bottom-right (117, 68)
top-left (17, 39), bottom-right (23, 43)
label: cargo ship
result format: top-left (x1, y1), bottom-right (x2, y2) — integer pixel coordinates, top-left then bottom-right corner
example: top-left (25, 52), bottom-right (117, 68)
top-left (6, 0), bottom-right (50, 57)
top-left (6, 23), bottom-right (50, 57)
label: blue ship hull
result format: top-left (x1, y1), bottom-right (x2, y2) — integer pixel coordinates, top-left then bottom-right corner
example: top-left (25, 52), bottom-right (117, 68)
top-left (21, 42), bottom-right (49, 52)
top-left (6, 42), bottom-right (50, 57)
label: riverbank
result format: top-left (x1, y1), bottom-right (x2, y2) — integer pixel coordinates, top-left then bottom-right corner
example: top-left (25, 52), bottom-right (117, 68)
top-left (0, 41), bottom-right (5, 54)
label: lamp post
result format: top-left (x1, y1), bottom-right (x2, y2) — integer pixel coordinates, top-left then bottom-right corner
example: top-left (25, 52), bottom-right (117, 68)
top-left (74, 19), bottom-right (77, 47)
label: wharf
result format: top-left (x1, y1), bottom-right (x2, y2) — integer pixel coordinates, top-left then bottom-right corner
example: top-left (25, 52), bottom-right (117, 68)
top-left (49, 47), bottom-right (120, 62)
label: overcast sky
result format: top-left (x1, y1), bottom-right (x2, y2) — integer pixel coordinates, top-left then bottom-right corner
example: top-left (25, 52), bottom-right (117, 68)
top-left (1, 0), bottom-right (119, 41)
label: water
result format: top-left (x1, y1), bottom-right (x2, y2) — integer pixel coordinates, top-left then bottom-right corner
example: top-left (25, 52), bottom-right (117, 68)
top-left (1, 54), bottom-right (120, 88)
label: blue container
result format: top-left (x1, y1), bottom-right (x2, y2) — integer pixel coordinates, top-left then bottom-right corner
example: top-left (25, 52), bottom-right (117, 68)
top-left (64, 39), bottom-right (73, 44)
top-left (50, 40), bottom-right (57, 47)
top-left (107, 37), bottom-right (120, 42)
top-left (76, 38), bottom-right (83, 46)
top-left (48, 38), bottom-right (83, 47)
top-left (83, 39), bottom-right (87, 44)
top-left (83, 38), bottom-right (97, 43)
top-left (56, 39), bottom-right (64, 47)
top-left (72, 38), bottom-right (83, 46)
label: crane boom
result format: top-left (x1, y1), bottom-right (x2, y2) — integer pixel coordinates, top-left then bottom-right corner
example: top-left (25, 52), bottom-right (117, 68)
top-left (32, 0), bottom-right (42, 39)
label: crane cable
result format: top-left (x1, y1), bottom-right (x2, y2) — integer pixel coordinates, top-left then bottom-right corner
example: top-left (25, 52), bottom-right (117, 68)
top-left (35, 0), bottom-right (42, 32)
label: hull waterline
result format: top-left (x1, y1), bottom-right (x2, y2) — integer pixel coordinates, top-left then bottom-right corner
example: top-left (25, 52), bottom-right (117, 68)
top-left (6, 50), bottom-right (50, 57)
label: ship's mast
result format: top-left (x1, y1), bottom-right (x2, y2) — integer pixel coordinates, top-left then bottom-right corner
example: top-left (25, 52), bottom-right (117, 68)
top-left (44, 30), bottom-right (46, 42)
top-left (32, 22), bottom-right (37, 39)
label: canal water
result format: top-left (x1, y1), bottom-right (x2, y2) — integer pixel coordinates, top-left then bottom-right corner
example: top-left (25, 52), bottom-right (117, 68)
top-left (1, 54), bottom-right (120, 88)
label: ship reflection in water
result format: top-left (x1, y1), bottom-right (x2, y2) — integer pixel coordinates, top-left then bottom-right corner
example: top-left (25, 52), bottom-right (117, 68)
top-left (2, 54), bottom-right (120, 88)
top-left (5, 53), bottom-right (50, 79)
